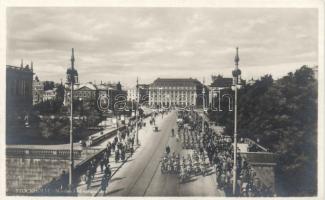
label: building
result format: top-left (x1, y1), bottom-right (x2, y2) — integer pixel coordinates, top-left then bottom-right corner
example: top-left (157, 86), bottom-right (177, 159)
top-left (312, 65), bottom-right (318, 80)
top-left (43, 88), bottom-right (57, 101)
top-left (127, 84), bottom-right (149, 103)
top-left (32, 75), bottom-right (44, 105)
top-left (247, 77), bottom-right (256, 85)
top-left (127, 88), bottom-right (137, 101)
top-left (149, 78), bottom-right (204, 107)
top-left (73, 82), bottom-right (97, 102)
top-left (6, 61), bottom-right (34, 125)
top-left (208, 75), bottom-right (233, 105)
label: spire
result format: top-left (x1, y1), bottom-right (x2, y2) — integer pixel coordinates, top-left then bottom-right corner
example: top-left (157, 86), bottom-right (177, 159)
top-left (71, 48), bottom-right (75, 70)
top-left (20, 59), bottom-right (23, 68)
top-left (31, 61), bottom-right (33, 71)
top-left (234, 47), bottom-right (239, 68)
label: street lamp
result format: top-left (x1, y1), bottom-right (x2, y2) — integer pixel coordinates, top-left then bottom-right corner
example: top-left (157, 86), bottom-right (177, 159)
top-left (135, 77), bottom-right (139, 146)
top-left (68, 48), bottom-right (75, 192)
top-left (159, 87), bottom-right (162, 109)
top-left (232, 47), bottom-right (242, 196)
top-left (202, 78), bottom-right (205, 135)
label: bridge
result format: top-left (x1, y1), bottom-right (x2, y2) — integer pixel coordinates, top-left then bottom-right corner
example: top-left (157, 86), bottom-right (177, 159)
top-left (6, 125), bottom-right (126, 195)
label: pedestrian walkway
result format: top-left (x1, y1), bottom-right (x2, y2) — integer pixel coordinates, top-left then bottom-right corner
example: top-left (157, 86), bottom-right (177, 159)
top-left (76, 147), bottom-right (136, 196)
top-left (74, 114), bottom-right (158, 196)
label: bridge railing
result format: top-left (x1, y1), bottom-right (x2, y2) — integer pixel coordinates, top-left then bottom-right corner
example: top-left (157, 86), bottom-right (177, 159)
top-left (240, 151), bottom-right (277, 165)
top-left (6, 147), bottom-right (82, 160)
top-left (32, 113), bottom-right (152, 196)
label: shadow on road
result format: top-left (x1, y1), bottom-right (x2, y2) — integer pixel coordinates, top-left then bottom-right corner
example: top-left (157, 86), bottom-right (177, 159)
top-left (181, 178), bottom-right (198, 184)
top-left (91, 183), bottom-right (101, 188)
top-left (104, 188), bottom-right (124, 196)
top-left (110, 176), bottom-right (126, 183)
top-left (125, 158), bottom-right (135, 163)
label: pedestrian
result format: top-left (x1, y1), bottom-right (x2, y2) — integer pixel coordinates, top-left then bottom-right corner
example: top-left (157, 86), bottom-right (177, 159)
top-left (104, 164), bottom-right (112, 179)
top-left (59, 170), bottom-right (68, 191)
top-left (101, 175), bottom-right (109, 195)
top-left (86, 169), bottom-right (91, 190)
top-left (100, 158), bottom-right (105, 173)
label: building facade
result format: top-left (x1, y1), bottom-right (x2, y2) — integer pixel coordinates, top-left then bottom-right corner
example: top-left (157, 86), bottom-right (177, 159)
top-left (6, 63), bottom-right (34, 125)
top-left (43, 88), bottom-right (57, 101)
top-left (32, 76), bottom-right (44, 105)
top-left (127, 84), bottom-right (149, 103)
top-left (149, 78), bottom-right (203, 107)
top-left (208, 75), bottom-right (233, 105)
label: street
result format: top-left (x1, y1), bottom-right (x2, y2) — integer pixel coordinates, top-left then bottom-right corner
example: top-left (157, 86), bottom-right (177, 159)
top-left (94, 111), bottom-right (225, 196)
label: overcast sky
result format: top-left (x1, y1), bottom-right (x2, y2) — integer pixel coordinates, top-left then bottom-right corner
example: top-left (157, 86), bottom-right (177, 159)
top-left (6, 7), bottom-right (318, 88)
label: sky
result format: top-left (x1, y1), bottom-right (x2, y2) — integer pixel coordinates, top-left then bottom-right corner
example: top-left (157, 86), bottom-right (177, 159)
top-left (6, 7), bottom-right (318, 89)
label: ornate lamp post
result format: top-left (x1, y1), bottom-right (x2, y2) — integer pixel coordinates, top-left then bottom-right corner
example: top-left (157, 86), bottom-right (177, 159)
top-left (135, 77), bottom-right (139, 146)
top-left (202, 78), bottom-right (205, 135)
top-left (232, 47), bottom-right (242, 196)
top-left (68, 48), bottom-right (75, 192)
top-left (159, 87), bottom-right (163, 109)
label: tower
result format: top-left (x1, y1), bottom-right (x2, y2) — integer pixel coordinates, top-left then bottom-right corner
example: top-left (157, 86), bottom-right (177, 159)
top-left (233, 47), bottom-right (242, 85)
top-left (65, 48), bottom-right (79, 86)
top-left (64, 48), bottom-right (79, 106)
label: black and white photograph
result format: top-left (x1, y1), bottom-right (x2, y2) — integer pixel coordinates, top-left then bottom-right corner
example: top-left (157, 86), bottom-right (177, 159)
top-left (1, 0), bottom-right (324, 198)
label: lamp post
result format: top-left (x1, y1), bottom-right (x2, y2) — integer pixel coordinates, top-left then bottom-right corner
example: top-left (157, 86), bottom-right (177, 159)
top-left (68, 48), bottom-right (75, 192)
top-left (159, 87), bottom-right (162, 109)
top-left (232, 47), bottom-right (242, 196)
top-left (135, 77), bottom-right (139, 146)
top-left (202, 78), bottom-right (205, 135)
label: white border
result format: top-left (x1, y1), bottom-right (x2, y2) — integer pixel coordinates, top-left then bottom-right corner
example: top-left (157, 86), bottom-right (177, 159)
top-left (0, 1), bottom-right (324, 200)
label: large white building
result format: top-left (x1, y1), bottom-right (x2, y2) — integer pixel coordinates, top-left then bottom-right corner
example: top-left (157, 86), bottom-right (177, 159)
top-left (127, 84), bottom-right (149, 103)
top-left (149, 78), bottom-right (204, 107)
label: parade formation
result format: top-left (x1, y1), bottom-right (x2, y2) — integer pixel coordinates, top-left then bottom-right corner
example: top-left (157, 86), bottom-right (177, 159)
top-left (158, 109), bottom-right (274, 196)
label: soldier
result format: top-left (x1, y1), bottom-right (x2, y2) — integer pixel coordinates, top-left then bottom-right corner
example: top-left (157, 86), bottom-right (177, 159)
top-left (165, 145), bottom-right (171, 155)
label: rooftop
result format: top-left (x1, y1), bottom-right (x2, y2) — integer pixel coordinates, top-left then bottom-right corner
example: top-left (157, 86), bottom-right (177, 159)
top-left (150, 78), bottom-right (202, 87)
top-left (6, 65), bottom-right (33, 73)
top-left (210, 77), bottom-right (233, 88)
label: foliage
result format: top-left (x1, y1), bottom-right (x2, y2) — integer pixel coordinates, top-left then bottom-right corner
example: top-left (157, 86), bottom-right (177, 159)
top-left (33, 99), bottom-right (63, 114)
top-left (209, 66), bottom-right (317, 196)
top-left (43, 81), bottom-right (55, 91)
top-left (55, 84), bottom-right (65, 101)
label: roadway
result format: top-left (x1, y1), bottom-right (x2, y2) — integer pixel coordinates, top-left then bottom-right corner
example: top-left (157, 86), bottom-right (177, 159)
top-left (96, 110), bottom-right (225, 196)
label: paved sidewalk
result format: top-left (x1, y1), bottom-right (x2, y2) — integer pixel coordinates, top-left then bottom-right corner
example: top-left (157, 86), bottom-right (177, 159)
top-left (75, 114), bottom-right (158, 196)
top-left (76, 147), bottom-right (137, 196)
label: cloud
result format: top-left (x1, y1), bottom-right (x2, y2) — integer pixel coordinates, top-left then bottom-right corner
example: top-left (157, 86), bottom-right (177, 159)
top-left (6, 7), bottom-right (318, 87)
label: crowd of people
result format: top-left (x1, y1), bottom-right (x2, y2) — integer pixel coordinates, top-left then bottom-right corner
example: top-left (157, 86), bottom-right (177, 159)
top-left (175, 110), bottom-right (275, 197)
top-left (78, 111), bottom-right (159, 194)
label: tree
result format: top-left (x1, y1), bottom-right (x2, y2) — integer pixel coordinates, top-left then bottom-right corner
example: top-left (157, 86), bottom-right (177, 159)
top-left (43, 81), bottom-right (55, 91)
top-left (208, 66), bottom-right (317, 196)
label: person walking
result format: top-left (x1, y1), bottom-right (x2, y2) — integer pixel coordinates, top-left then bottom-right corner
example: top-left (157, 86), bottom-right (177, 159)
top-left (101, 175), bottom-right (109, 195)
top-left (86, 169), bottom-right (91, 190)
top-left (100, 158), bottom-right (105, 173)
top-left (104, 164), bottom-right (112, 179)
